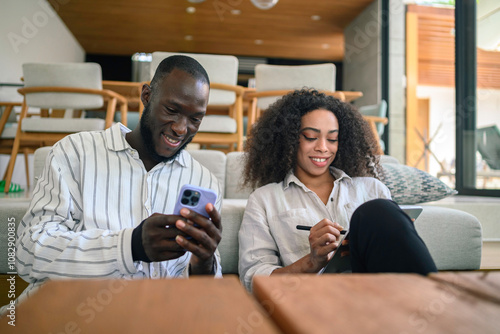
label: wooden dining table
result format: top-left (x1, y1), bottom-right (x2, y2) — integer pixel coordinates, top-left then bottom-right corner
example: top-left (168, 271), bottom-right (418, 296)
top-left (252, 271), bottom-right (500, 334)
top-left (0, 275), bottom-right (281, 334)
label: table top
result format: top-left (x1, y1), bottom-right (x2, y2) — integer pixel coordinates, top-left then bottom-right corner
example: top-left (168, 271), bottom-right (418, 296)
top-left (253, 272), bottom-right (500, 334)
top-left (1, 275), bottom-right (281, 334)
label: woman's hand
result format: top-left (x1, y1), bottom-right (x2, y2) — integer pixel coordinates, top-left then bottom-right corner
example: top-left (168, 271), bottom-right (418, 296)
top-left (308, 219), bottom-right (344, 271)
top-left (271, 219), bottom-right (345, 275)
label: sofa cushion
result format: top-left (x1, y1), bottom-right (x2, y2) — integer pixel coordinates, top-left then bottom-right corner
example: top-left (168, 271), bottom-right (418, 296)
top-left (225, 152), bottom-right (253, 199)
top-left (22, 118), bottom-right (106, 133)
top-left (416, 206), bottom-right (482, 270)
top-left (219, 199), bottom-right (247, 275)
top-left (198, 115), bottom-right (237, 133)
top-left (188, 150), bottom-right (227, 197)
top-left (379, 163), bottom-right (457, 204)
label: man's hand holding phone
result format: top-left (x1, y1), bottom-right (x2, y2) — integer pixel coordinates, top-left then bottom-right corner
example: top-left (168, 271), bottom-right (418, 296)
top-left (174, 203), bottom-right (222, 275)
top-left (131, 185), bottom-right (221, 275)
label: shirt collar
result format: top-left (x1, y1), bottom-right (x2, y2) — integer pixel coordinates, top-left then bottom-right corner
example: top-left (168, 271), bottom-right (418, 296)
top-left (283, 166), bottom-right (352, 191)
top-left (105, 122), bottom-right (132, 152)
top-left (104, 122), bottom-right (189, 168)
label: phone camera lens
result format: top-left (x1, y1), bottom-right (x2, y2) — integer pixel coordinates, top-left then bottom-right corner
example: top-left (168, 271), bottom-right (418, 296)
top-left (192, 195), bottom-right (200, 204)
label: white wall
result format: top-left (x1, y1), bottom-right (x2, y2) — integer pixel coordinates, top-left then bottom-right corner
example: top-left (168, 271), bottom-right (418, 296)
top-left (417, 85), bottom-right (500, 176)
top-left (0, 0), bottom-right (85, 187)
top-left (343, 0), bottom-right (381, 108)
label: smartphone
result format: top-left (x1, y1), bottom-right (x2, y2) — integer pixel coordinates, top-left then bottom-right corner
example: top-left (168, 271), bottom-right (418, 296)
top-left (173, 184), bottom-right (217, 218)
top-left (400, 205), bottom-right (424, 221)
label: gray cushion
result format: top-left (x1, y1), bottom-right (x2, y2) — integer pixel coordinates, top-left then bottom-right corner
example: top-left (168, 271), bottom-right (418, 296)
top-left (0, 124), bottom-right (17, 139)
top-left (21, 118), bottom-right (105, 133)
top-left (225, 152), bottom-right (253, 199)
top-left (188, 150), bottom-right (227, 197)
top-left (198, 115), bottom-right (237, 134)
top-left (416, 206), bottom-right (482, 270)
top-left (379, 163), bottom-right (457, 204)
top-left (23, 63), bottom-right (104, 109)
top-left (255, 63), bottom-right (336, 110)
top-left (219, 199), bottom-right (247, 275)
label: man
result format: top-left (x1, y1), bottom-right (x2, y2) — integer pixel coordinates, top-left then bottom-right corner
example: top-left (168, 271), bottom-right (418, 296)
top-left (2, 55), bottom-right (223, 314)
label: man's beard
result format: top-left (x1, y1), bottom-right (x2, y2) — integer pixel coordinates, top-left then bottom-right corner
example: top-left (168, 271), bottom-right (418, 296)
top-left (139, 104), bottom-right (193, 164)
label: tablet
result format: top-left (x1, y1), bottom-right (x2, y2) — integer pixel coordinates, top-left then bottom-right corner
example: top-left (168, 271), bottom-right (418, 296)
top-left (400, 205), bottom-right (423, 221)
top-left (318, 231), bottom-right (350, 274)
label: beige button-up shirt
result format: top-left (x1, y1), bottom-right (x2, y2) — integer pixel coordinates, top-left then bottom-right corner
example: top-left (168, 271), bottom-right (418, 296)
top-left (238, 167), bottom-right (391, 290)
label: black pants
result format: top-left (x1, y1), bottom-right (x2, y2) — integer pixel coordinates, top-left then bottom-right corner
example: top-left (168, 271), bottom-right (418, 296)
top-left (349, 199), bottom-right (437, 275)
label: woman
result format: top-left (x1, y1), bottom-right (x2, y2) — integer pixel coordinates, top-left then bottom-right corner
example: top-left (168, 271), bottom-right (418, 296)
top-left (238, 89), bottom-right (436, 291)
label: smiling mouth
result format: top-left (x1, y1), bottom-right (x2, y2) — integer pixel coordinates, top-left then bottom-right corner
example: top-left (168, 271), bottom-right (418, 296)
top-left (162, 133), bottom-right (181, 147)
top-left (311, 157), bottom-right (328, 163)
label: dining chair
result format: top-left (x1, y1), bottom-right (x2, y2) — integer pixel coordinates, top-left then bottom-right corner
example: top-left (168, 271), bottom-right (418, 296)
top-left (0, 102), bottom-right (39, 190)
top-left (3, 62), bottom-right (128, 193)
top-left (102, 80), bottom-right (145, 130)
top-left (246, 63), bottom-right (341, 131)
top-left (150, 52), bottom-right (245, 152)
top-left (358, 100), bottom-right (388, 153)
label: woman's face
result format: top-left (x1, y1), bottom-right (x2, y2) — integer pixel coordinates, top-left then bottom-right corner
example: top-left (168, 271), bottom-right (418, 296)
top-left (295, 109), bottom-right (339, 181)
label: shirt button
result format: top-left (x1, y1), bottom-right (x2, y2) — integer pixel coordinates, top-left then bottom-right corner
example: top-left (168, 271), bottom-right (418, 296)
top-left (152, 270), bottom-right (158, 278)
top-left (330, 198), bottom-right (333, 202)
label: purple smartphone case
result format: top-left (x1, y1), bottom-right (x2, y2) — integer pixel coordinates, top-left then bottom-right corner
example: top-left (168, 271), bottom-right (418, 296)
top-left (173, 184), bottom-right (217, 218)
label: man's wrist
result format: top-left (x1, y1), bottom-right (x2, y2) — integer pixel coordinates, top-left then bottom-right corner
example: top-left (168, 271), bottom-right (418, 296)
top-left (131, 219), bottom-right (151, 262)
top-left (189, 255), bottom-right (216, 275)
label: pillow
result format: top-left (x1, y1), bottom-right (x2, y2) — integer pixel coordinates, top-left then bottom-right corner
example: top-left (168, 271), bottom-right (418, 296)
top-left (379, 163), bottom-right (457, 204)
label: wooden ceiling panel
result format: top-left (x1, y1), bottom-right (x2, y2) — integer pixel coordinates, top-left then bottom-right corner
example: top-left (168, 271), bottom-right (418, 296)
top-left (50, 0), bottom-right (373, 61)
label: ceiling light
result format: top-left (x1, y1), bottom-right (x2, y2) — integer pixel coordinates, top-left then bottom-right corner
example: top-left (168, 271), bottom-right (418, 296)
top-left (231, 9), bottom-right (241, 15)
top-left (186, 7), bottom-right (196, 14)
top-left (185, 35), bottom-right (193, 41)
top-left (187, 0), bottom-right (206, 3)
top-left (311, 15), bottom-right (321, 21)
top-left (254, 39), bottom-right (263, 45)
top-left (251, 0), bottom-right (278, 10)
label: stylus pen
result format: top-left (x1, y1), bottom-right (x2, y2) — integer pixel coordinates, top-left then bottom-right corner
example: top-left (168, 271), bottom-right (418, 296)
top-left (296, 225), bottom-right (347, 234)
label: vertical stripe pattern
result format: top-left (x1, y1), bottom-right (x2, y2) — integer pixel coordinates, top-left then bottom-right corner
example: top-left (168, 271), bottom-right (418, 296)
top-left (14, 123), bottom-right (223, 306)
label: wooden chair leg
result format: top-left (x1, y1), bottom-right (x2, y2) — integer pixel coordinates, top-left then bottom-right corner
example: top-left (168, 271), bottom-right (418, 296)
top-left (4, 135), bottom-right (21, 193)
top-left (2, 162), bottom-right (8, 180)
top-left (24, 148), bottom-right (30, 189)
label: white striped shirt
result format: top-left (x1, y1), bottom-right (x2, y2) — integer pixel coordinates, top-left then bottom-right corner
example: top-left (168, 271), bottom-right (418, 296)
top-left (11, 123), bottom-right (223, 308)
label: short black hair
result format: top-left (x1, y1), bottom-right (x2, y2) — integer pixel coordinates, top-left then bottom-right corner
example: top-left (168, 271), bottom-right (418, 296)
top-left (150, 55), bottom-right (210, 94)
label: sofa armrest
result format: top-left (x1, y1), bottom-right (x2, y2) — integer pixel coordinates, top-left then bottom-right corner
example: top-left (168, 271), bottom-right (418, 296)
top-left (416, 206), bottom-right (482, 270)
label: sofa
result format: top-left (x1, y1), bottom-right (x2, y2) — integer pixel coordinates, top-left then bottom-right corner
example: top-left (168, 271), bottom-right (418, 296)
top-left (0, 148), bottom-right (483, 282)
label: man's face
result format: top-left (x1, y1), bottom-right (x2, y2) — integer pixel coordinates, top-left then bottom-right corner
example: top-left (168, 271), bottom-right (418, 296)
top-left (140, 68), bottom-right (209, 162)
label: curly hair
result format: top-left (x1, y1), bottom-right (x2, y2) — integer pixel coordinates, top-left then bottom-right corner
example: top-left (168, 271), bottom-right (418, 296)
top-left (243, 89), bottom-right (381, 189)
